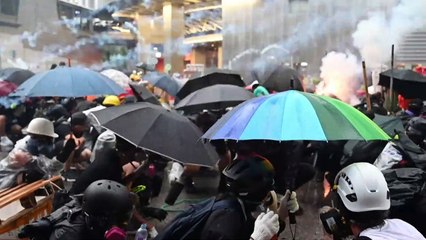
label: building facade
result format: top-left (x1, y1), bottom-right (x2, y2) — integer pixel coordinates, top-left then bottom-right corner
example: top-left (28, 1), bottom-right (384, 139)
top-left (222, 0), bottom-right (426, 81)
top-left (0, 0), bottom-right (137, 71)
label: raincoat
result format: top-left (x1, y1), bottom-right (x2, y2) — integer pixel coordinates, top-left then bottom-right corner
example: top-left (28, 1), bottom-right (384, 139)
top-left (0, 135), bottom-right (64, 189)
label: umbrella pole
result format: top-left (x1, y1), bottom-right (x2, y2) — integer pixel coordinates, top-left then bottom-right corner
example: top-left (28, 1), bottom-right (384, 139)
top-left (362, 61), bottom-right (372, 111)
top-left (389, 44), bottom-right (395, 113)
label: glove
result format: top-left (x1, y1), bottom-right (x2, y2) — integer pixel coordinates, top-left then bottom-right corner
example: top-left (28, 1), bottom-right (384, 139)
top-left (18, 219), bottom-right (52, 239)
top-left (149, 226), bottom-right (159, 238)
top-left (281, 190), bottom-right (299, 213)
top-left (250, 210), bottom-right (279, 240)
top-left (56, 139), bottom-right (77, 163)
top-left (168, 162), bottom-right (184, 183)
top-left (141, 207), bottom-right (168, 221)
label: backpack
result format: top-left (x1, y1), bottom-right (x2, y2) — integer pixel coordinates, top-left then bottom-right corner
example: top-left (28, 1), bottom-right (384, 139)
top-left (155, 197), bottom-right (243, 240)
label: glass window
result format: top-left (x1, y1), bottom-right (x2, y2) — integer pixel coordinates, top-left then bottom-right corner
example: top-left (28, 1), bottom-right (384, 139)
top-left (0, 0), bottom-right (20, 16)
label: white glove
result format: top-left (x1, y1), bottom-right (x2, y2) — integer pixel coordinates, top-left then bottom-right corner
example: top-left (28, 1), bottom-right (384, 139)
top-left (250, 210), bottom-right (279, 240)
top-left (169, 162), bottom-right (184, 183)
top-left (149, 226), bottom-right (158, 238)
top-left (281, 190), bottom-right (299, 213)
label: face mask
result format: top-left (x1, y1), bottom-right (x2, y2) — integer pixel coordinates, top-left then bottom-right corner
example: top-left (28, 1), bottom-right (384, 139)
top-left (72, 131), bottom-right (84, 138)
top-left (26, 138), bottom-right (55, 158)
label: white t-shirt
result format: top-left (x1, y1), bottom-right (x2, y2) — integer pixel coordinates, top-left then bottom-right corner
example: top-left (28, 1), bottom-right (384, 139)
top-left (360, 218), bottom-right (425, 240)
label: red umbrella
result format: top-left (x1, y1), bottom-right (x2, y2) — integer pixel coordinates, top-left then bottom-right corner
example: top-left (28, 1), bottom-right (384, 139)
top-left (0, 81), bottom-right (17, 96)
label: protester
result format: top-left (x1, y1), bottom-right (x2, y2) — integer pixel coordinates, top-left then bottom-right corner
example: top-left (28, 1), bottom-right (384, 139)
top-left (250, 80), bottom-right (269, 97)
top-left (406, 117), bottom-right (426, 149)
top-left (102, 95), bottom-right (121, 107)
top-left (320, 162), bottom-right (425, 239)
top-left (19, 180), bottom-right (134, 240)
top-left (0, 118), bottom-right (75, 189)
top-left (157, 155), bottom-right (282, 240)
top-left (397, 98), bottom-right (424, 127)
top-left (68, 133), bottom-right (143, 195)
top-left (0, 115), bottom-right (14, 156)
top-left (45, 104), bottom-right (70, 141)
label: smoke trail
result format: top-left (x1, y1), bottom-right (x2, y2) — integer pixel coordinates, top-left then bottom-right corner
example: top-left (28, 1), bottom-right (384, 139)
top-left (352, 0), bottom-right (426, 67)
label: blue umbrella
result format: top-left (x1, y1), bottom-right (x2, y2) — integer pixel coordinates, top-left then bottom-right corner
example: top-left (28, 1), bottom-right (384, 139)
top-left (10, 67), bottom-right (125, 97)
top-left (143, 72), bottom-right (182, 96)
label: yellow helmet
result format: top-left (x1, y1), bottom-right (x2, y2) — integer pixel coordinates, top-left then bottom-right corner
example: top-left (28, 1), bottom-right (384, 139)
top-left (103, 95), bottom-right (121, 107)
top-left (130, 73), bottom-right (141, 82)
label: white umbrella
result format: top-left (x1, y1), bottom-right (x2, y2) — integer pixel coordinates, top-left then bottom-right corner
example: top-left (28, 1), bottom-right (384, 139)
top-left (101, 69), bottom-right (132, 89)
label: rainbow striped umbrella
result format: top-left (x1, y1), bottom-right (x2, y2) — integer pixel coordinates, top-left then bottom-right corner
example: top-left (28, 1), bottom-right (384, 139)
top-left (202, 90), bottom-right (390, 141)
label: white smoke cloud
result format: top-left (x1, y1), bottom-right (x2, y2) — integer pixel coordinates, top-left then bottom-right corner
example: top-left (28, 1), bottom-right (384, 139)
top-left (318, 51), bottom-right (361, 105)
top-left (352, 0), bottom-right (426, 68)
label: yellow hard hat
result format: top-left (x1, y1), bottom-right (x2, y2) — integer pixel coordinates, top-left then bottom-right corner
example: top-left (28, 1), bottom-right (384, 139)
top-left (103, 95), bottom-right (121, 107)
top-left (130, 73), bottom-right (141, 81)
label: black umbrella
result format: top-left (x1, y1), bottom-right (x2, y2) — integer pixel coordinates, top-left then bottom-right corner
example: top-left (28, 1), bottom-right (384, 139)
top-left (143, 72), bottom-right (182, 97)
top-left (0, 68), bottom-right (34, 86)
top-left (90, 103), bottom-right (218, 167)
top-left (379, 69), bottom-right (426, 99)
top-left (176, 72), bottom-right (245, 100)
top-left (259, 65), bottom-right (303, 92)
top-left (175, 84), bottom-right (254, 114)
top-left (128, 83), bottom-right (161, 105)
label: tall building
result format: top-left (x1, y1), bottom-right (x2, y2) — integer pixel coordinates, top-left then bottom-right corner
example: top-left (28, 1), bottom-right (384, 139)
top-left (60, 0), bottom-right (112, 10)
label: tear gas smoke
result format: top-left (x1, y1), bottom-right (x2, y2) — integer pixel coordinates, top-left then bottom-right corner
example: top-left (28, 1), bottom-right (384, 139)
top-left (352, 0), bottom-right (426, 68)
top-left (318, 51), bottom-right (361, 105)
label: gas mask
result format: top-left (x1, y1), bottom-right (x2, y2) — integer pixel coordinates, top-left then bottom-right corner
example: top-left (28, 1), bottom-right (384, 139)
top-left (26, 137), bottom-right (56, 158)
top-left (319, 189), bottom-right (353, 239)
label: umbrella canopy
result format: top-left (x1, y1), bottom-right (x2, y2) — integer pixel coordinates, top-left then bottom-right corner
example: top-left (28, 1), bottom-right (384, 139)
top-left (259, 65), bottom-right (303, 92)
top-left (203, 90), bottom-right (390, 141)
top-left (10, 67), bottom-right (125, 97)
top-left (101, 69), bottom-right (132, 88)
top-left (143, 72), bottom-right (182, 96)
top-left (175, 84), bottom-right (254, 114)
top-left (379, 69), bottom-right (426, 99)
top-left (0, 81), bottom-right (17, 96)
top-left (0, 68), bottom-right (34, 86)
top-left (373, 114), bottom-right (405, 137)
top-left (128, 83), bottom-right (161, 105)
top-left (176, 72), bottom-right (245, 100)
top-left (90, 102), bottom-right (218, 167)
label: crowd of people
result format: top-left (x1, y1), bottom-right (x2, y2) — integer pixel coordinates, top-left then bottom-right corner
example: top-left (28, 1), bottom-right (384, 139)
top-left (0, 66), bottom-right (425, 240)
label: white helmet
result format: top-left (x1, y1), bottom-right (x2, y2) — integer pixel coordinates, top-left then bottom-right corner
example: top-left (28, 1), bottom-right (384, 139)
top-left (26, 118), bottom-right (58, 138)
top-left (334, 162), bottom-right (390, 212)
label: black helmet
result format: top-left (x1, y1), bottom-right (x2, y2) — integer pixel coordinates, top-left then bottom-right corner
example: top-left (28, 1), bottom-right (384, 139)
top-left (223, 155), bottom-right (275, 205)
top-left (407, 117), bottom-right (426, 138)
top-left (46, 104), bottom-right (69, 121)
top-left (83, 180), bottom-right (133, 228)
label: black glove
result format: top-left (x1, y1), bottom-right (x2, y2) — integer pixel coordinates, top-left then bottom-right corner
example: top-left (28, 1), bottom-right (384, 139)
top-left (24, 161), bottom-right (46, 183)
top-left (18, 219), bottom-right (52, 239)
top-left (56, 139), bottom-right (76, 163)
top-left (140, 207), bottom-right (168, 221)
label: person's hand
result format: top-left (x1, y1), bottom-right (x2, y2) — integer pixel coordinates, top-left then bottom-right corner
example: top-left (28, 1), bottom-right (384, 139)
top-left (281, 190), bottom-right (299, 213)
top-left (12, 150), bottom-right (32, 166)
top-left (18, 219), bottom-right (52, 239)
top-left (56, 139), bottom-right (77, 163)
top-left (250, 210), bottom-right (280, 240)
